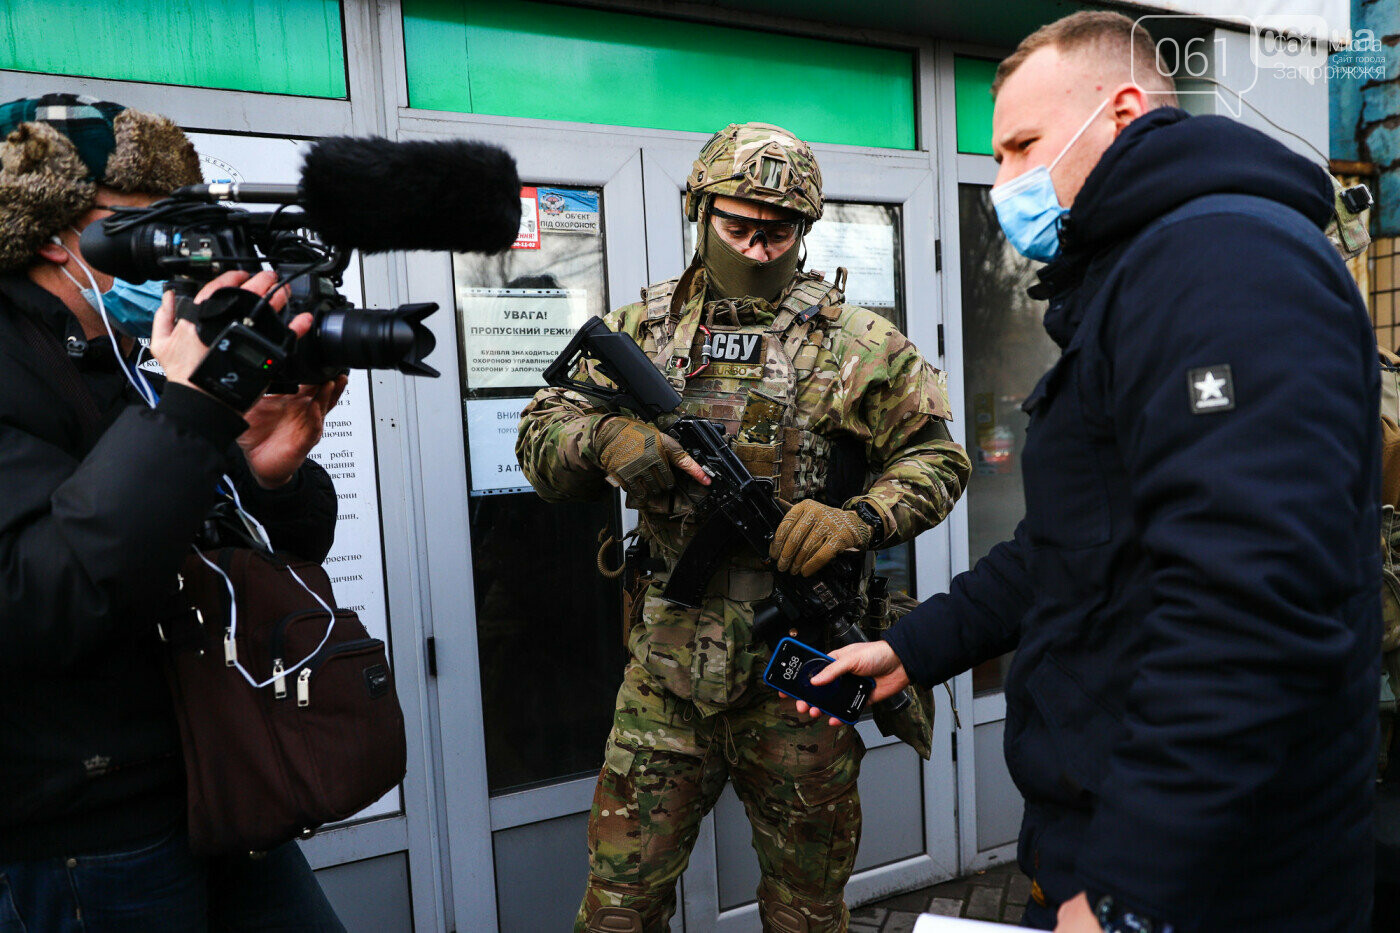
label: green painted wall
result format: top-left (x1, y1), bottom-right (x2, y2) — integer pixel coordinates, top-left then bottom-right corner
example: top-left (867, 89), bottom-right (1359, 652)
top-left (402, 0), bottom-right (917, 150)
top-left (954, 56), bottom-right (998, 155)
top-left (0, 0), bottom-right (346, 98)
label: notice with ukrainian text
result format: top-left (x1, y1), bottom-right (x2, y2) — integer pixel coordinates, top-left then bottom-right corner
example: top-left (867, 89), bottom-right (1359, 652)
top-left (465, 397), bottom-right (535, 496)
top-left (457, 287), bottom-right (591, 391)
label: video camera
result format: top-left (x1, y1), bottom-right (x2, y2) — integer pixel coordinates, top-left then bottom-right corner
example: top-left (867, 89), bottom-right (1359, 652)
top-left (81, 136), bottom-right (522, 410)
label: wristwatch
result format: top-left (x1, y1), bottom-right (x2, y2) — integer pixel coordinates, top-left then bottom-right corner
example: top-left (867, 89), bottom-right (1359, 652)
top-left (852, 500), bottom-right (886, 548)
top-left (1092, 894), bottom-right (1173, 933)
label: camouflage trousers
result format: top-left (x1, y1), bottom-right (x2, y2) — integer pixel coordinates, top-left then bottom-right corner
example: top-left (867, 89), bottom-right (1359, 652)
top-left (575, 660), bottom-right (865, 933)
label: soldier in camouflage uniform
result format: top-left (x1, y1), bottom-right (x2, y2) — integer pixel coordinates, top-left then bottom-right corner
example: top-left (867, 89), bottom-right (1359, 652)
top-left (517, 122), bottom-right (971, 933)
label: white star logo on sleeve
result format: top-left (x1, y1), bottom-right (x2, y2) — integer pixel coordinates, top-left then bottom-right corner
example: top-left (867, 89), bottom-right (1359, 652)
top-left (1194, 371), bottom-right (1227, 400)
top-left (1188, 365), bottom-right (1235, 413)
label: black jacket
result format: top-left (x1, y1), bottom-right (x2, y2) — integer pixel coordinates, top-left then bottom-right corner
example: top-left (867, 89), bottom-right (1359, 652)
top-left (0, 274), bottom-right (336, 859)
top-left (886, 109), bottom-right (1379, 930)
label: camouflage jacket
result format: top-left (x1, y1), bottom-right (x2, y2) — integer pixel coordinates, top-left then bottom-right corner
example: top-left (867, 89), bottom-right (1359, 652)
top-left (518, 270), bottom-right (970, 711)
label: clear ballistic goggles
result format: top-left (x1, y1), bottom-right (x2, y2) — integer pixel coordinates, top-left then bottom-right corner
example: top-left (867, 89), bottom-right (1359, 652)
top-left (706, 204), bottom-right (803, 249)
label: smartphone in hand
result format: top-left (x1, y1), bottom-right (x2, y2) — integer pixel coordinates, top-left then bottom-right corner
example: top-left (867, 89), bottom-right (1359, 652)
top-left (763, 637), bottom-right (873, 724)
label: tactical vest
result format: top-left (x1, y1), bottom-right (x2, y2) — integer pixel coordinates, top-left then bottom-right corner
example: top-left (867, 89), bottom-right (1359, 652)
top-left (622, 269), bottom-right (942, 755)
top-left (633, 270), bottom-right (850, 546)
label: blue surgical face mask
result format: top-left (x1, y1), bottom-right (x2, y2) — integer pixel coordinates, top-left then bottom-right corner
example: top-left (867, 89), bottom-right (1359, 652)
top-left (990, 98), bottom-right (1110, 263)
top-left (83, 277), bottom-right (165, 339)
top-left (53, 232), bottom-right (166, 338)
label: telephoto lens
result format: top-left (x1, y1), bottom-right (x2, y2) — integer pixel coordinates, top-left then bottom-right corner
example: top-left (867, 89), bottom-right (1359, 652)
top-left (284, 303), bottom-right (439, 384)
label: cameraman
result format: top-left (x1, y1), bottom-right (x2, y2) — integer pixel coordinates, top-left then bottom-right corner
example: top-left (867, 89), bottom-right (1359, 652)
top-left (0, 94), bottom-right (345, 930)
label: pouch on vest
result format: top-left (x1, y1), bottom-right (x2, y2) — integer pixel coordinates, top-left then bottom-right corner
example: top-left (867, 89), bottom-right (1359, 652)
top-left (864, 576), bottom-right (938, 759)
top-left (620, 532), bottom-right (654, 647)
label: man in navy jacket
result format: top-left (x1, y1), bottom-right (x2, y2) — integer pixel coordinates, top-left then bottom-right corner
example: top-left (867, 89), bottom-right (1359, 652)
top-left (805, 13), bottom-right (1379, 932)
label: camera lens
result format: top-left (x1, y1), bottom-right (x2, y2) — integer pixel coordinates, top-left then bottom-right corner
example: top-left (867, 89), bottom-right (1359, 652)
top-left (304, 303), bottom-right (439, 377)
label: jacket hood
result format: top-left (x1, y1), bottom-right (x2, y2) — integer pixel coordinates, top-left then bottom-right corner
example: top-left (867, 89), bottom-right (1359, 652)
top-left (1058, 107), bottom-right (1334, 261)
top-left (1033, 108), bottom-right (1335, 347)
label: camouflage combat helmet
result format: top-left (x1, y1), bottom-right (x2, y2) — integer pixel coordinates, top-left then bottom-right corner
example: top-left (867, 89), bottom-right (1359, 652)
top-left (685, 122), bottom-right (823, 224)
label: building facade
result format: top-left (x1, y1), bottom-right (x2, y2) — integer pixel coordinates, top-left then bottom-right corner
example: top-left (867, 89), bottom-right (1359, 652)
top-left (1328, 0), bottom-right (1399, 347)
top-left (1, 2), bottom-right (1337, 929)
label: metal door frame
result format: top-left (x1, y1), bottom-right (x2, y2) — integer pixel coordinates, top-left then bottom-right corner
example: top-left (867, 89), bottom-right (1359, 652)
top-left (393, 108), bottom-right (970, 929)
top-left (371, 8), bottom-right (992, 926)
top-left (932, 39), bottom-right (1026, 874)
top-left (371, 3), bottom-right (976, 924)
top-left (392, 115), bottom-right (654, 928)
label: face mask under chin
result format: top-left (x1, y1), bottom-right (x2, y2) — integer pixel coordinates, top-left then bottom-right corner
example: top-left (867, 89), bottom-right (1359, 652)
top-left (699, 221), bottom-right (802, 303)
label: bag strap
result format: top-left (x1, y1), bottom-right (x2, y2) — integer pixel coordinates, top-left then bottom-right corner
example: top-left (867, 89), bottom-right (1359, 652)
top-left (11, 309), bottom-right (104, 445)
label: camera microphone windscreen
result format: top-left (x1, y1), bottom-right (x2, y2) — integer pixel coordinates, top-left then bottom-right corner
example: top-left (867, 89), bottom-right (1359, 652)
top-left (299, 137), bottom-right (522, 255)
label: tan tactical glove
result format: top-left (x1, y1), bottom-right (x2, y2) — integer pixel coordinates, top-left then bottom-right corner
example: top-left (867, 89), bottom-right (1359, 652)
top-left (770, 499), bottom-right (874, 577)
top-left (592, 416), bottom-right (699, 500)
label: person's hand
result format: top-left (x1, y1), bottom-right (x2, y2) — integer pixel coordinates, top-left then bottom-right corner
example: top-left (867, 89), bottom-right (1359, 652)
top-left (1054, 893), bottom-right (1103, 932)
top-left (769, 499), bottom-right (872, 577)
top-left (152, 270), bottom-right (289, 390)
top-left (593, 416), bottom-right (709, 499)
top-left (238, 370), bottom-right (347, 488)
top-left (786, 640), bottom-right (910, 727)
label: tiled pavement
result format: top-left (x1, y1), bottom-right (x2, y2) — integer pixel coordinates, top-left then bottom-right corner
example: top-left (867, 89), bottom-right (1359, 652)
top-left (851, 862), bottom-right (1029, 931)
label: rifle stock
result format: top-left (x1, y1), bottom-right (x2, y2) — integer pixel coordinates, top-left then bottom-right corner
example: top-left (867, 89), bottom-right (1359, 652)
top-left (542, 316), bottom-right (681, 421)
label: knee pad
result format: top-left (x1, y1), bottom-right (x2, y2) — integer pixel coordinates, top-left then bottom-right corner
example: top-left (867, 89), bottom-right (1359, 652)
top-left (763, 903), bottom-right (810, 933)
top-left (758, 878), bottom-right (846, 933)
top-left (579, 877), bottom-right (677, 932)
top-left (586, 906), bottom-right (645, 933)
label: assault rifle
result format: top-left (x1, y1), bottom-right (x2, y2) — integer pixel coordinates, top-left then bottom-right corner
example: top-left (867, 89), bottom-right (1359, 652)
top-left (544, 316), bottom-right (910, 712)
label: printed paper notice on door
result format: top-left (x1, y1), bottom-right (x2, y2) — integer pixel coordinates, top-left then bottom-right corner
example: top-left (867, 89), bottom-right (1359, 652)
top-left (457, 287), bottom-right (590, 391)
top-left (804, 220), bottom-right (896, 309)
top-left (466, 397), bottom-right (535, 495)
top-left (537, 187), bottom-right (600, 235)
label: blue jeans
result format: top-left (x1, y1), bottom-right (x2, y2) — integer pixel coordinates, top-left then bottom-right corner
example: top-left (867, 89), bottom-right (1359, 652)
top-left (0, 824), bottom-right (344, 932)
